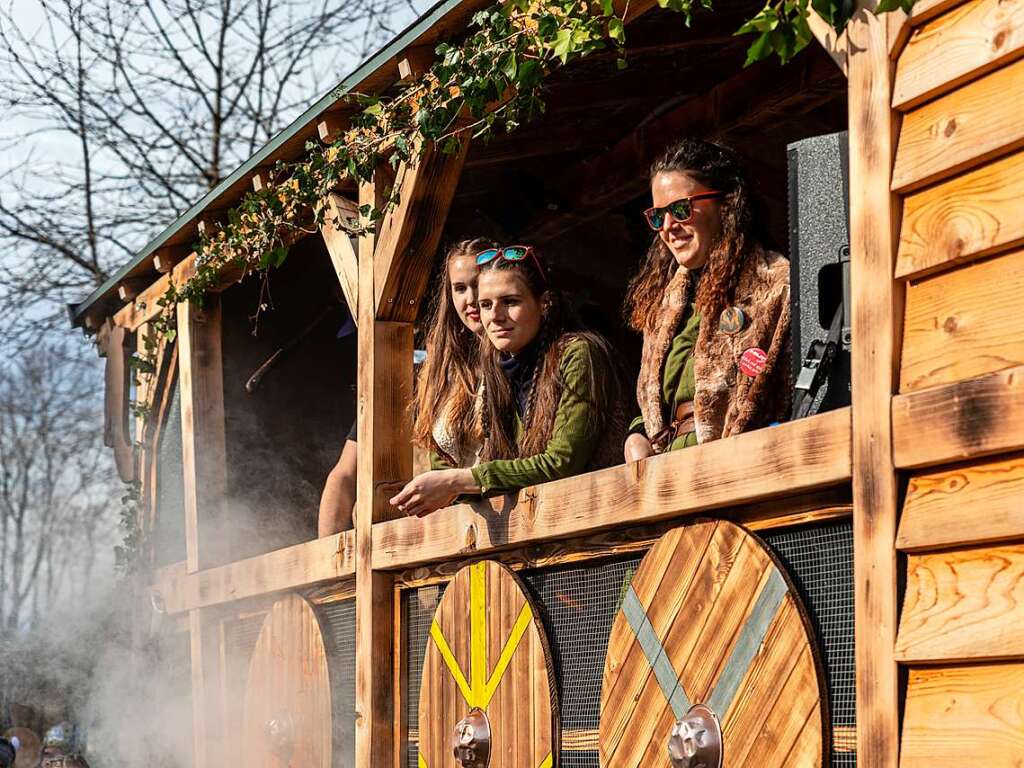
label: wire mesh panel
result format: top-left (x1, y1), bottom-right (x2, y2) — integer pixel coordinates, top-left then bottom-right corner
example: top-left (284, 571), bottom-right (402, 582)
top-left (522, 557), bottom-right (642, 768)
top-left (318, 599), bottom-right (357, 768)
top-left (761, 520), bottom-right (856, 766)
top-left (404, 584), bottom-right (446, 768)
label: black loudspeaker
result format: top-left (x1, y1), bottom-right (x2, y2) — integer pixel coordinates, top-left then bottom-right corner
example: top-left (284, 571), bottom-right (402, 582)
top-left (787, 131), bottom-right (852, 415)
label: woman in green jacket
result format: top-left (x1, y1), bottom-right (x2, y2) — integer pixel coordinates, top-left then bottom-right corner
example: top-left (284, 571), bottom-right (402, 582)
top-left (390, 245), bottom-right (622, 516)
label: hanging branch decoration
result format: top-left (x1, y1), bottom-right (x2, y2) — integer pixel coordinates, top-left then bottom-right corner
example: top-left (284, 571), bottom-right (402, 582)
top-left (126, 0), bottom-right (908, 460)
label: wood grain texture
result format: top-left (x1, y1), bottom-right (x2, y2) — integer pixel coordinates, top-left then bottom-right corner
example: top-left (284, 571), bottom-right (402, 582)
top-left (242, 595), bottom-right (333, 768)
top-left (178, 297), bottom-right (229, 573)
top-left (896, 149), bottom-right (1024, 280)
top-left (598, 521), bottom-right (824, 768)
top-left (897, 543), bottom-right (1024, 661)
top-left (894, 0), bottom-right (1024, 110)
top-left (354, 178), bottom-right (401, 768)
top-left (898, 452), bottom-right (1024, 550)
top-left (155, 531), bottom-right (355, 614)
top-left (418, 560), bottom-right (557, 768)
top-left (847, 7), bottom-right (903, 768)
top-left (901, 662), bottom-right (1024, 765)
top-left (900, 249), bottom-right (1024, 391)
top-left (189, 608), bottom-right (224, 768)
top-left (892, 56), bottom-right (1024, 192)
top-left (373, 407), bottom-right (851, 571)
top-left (373, 137), bottom-right (469, 322)
top-left (319, 191), bottom-right (360, 317)
top-left (99, 322), bottom-right (137, 483)
top-left (908, 0), bottom-right (971, 26)
top-left (893, 364), bottom-right (1024, 468)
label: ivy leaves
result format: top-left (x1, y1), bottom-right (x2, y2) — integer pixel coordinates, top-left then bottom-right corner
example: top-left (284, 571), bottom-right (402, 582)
top-left (737, 0), bottom-right (904, 65)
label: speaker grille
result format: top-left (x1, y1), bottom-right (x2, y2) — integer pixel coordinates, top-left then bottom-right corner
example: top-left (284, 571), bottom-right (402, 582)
top-left (319, 599), bottom-right (357, 768)
top-left (402, 521), bottom-right (855, 767)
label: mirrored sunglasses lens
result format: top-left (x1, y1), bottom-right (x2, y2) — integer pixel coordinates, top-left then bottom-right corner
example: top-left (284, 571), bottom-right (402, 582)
top-left (476, 249), bottom-right (500, 265)
top-left (504, 247), bottom-right (528, 260)
top-left (646, 210), bottom-right (664, 229)
top-left (668, 200), bottom-right (692, 222)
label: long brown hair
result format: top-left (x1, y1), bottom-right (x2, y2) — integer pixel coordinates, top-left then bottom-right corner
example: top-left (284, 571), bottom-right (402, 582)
top-left (624, 138), bottom-right (759, 332)
top-left (477, 249), bottom-right (620, 461)
top-left (412, 238), bottom-right (493, 451)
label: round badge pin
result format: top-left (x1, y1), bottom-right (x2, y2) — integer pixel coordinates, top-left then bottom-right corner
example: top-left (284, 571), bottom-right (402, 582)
top-left (718, 306), bottom-right (746, 335)
top-left (739, 347), bottom-right (768, 377)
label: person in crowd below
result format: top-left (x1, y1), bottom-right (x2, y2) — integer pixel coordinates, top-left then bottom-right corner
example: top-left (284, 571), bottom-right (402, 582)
top-left (390, 245), bottom-right (623, 517)
top-left (623, 138), bottom-right (790, 461)
top-left (316, 239), bottom-right (491, 535)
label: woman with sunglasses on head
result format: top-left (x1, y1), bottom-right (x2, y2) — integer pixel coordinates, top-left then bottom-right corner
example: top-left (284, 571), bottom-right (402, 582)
top-left (623, 138), bottom-right (790, 462)
top-left (391, 245), bottom-right (623, 517)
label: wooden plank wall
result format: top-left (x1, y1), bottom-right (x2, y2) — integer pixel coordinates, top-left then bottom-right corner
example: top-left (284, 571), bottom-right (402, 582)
top-left (889, 0), bottom-right (1024, 763)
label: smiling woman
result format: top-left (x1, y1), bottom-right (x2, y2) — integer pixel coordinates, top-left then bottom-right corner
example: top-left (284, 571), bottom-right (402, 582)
top-left (389, 245), bottom-right (624, 517)
top-left (624, 138), bottom-right (792, 461)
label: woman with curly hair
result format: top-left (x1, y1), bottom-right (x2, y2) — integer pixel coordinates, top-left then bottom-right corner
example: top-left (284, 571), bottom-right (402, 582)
top-left (391, 245), bottom-right (623, 517)
top-left (623, 138), bottom-right (791, 461)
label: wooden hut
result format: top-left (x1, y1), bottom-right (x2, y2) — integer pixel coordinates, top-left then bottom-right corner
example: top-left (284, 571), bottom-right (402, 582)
top-left (70, 0), bottom-right (1024, 763)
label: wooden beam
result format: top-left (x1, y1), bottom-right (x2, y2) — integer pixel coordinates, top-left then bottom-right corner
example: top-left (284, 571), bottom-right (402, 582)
top-left (373, 136), bottom-right (469, 321)
top-left (153, 252), bottom-right (180, 273)
top-left (893, 364), bottom-right (1024, 469)
top-left (153, 531), bottom-right (355, 614)
top-left (892, 56), bottom-right (1024, 192)
top-left (808, 8), bottom-right (849, 75)
top-left (178, 296), bottom-right (229, 573)
top-left (907, 0), bottom-right (970, 26)
top-left (99, 320), bottom-right (137, 484)
top-left (189, 608), bottom-right (224, 768)
top-left (897, 452), bottom-right (1024, 551)
top-left (896, 148), bottom-right (1024, 280)
top-left (117, 278), bottom-right (149, 302)
top-left (320, 192), bottom-right (360, 316)
top-left (847, 6), bottom-right (902, 767)
top-left (372, 407), bottom-right (852, 571)
top-left (897, 543), bottom-right (1024, 662)
top-left (355, 177), bottom-right (411, 768)
top-left (893, 0), bottom-right (1024, 111)
top-left (397, 46), bottom-right (433, 81)
top-left (317, 119), bottom-right (342, 144)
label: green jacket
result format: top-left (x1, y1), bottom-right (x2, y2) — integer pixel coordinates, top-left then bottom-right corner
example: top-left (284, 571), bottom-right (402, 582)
top-left (629, 310), bottom-right (701, 451)
top-left (432, 338), bottom-right (611, 495)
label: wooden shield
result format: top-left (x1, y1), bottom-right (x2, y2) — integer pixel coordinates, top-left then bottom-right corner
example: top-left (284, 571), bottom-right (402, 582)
top-left (243, 594), bottom-right (333, 768)
top-left (600, 520), bottom-right (826, 767)
top-left (419, 560), bottom-right (558, 768)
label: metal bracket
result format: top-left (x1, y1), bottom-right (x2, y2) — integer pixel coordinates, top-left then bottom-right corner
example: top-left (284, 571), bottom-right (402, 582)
top-left (667, 703), bottom-right (723, 768)
top-left (452, 708), bottom-right (492, 768)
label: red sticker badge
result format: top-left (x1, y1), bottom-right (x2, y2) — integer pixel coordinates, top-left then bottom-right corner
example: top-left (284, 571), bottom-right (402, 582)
top-left (739, 347), bottom-right (768, 377)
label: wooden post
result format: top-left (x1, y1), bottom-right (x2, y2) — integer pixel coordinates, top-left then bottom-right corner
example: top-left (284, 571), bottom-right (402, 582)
top-left (178, 295), bottom-right (229, 768)
top-left (354, 177), bottom-right (414, 768)
top-left (847, 5), bottom-right (903, 767)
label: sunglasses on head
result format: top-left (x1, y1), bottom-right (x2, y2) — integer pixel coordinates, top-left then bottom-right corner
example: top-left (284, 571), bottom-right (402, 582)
top-left (475, 245), bottom-right (544, 275)
top-left (643, 191), bottom-right (724, 230)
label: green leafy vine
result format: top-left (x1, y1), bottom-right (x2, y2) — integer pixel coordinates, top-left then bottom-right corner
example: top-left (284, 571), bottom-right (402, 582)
top-left (130, 0), bottom-right (908, 437)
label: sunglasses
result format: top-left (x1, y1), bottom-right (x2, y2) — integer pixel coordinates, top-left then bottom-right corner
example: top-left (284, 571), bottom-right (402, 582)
top-left (475, 245), bottom-right (544, 276)
top-left (643, 191), bottom-right (724, 230)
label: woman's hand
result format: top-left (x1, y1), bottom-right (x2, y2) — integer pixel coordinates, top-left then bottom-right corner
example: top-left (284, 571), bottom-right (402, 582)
top-left (390, 468), bottom-right (479, 517)
top-left (624, 433), bottom-right (655, 463)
